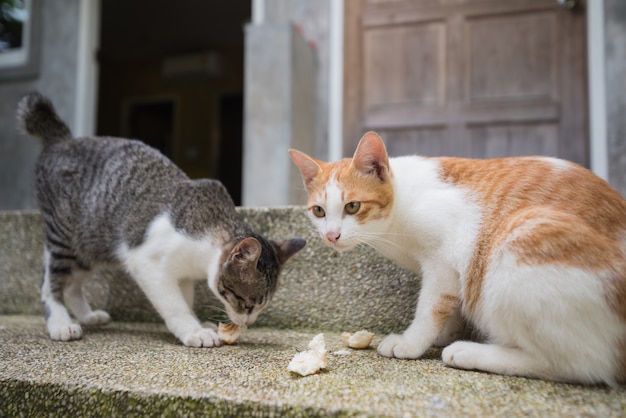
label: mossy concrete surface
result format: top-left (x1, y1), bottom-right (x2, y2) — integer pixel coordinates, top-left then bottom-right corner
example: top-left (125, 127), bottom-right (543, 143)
top-left (2, 315), bottom-right (625, 417)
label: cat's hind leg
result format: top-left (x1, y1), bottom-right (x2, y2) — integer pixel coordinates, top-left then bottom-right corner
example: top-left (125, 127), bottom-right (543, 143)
top-left (449, 209), bottom-right (626, 385)
top-left (41, 248), bottom-right (83, 341)
top-left (63, 268), bottom-right (110, 326)
top-left (442, 342), bottom-right (552, 379)
top-left (446, 261), bottom-right (625, 385)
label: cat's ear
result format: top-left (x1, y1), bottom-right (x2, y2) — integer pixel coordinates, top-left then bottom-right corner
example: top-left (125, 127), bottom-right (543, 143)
top-left (230, 237), bottom-right (262, 267)
top-left (352, 131), bottom-right (390, 182)
top-left (273, 237), bottom-right (306, 265)
top-left (289, 149), bottom-right (322, 189)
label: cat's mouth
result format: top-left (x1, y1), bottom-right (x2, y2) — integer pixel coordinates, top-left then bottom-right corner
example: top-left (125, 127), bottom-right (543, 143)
top-left (325, 239), bottom-right (356, 252)
top-left (227, 310), bottom-right (261, 327)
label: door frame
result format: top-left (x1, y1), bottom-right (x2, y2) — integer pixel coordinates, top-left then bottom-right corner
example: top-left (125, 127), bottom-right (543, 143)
top-left (587, 0), bottom-right (608, 180)
top-left (74, 0), bottom-right (101, 137)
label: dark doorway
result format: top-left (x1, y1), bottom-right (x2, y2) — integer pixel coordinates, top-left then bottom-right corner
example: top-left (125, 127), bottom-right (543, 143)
top-left (124, 100), bottom-right (175, 159)
top-left (216, 93), bottom-right (243, 205)
top-left (97, 0), bottom-right (250, 185)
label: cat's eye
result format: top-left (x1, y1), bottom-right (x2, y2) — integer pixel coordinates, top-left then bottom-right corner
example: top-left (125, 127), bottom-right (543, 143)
top-left (345, 202), bottom-right (361, 215)
top-left (311, 206), bottom-right (326, 218)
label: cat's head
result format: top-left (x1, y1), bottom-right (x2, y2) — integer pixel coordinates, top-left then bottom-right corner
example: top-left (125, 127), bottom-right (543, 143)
top-left (289, 131), bottom-right (394, 252)
top-left (214, 236), bottom-right (306, 327)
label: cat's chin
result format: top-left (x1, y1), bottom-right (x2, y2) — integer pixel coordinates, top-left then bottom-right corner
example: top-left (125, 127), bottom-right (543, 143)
top-left (325, 241), bottom-right (357, 253)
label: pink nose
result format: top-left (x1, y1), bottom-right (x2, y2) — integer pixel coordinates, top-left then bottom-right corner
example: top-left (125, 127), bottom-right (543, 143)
top-left (326, 231), bottom-right (341, 243)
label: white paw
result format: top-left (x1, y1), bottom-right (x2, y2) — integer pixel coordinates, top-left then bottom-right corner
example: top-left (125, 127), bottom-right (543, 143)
top-left (48, 322), bottom-right (83, 341)
top-left (80, 310), bottom-right (111, 326)
top-left (377, 333), bottom-right (424, 359)
top-left (182, 328), bottom-right (222, 348)
top-left (442, 341), bottom-right (477, 369)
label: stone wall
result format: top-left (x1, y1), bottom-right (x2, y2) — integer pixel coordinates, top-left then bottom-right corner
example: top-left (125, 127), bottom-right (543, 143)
top-left (0, 1), bottom-right (80, 210)
top-left (242, 23), bottom-right (317, 206)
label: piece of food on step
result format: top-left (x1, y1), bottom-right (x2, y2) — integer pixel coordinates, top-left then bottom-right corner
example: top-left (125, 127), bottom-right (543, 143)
top-left (342, 330), bottom-right (375, 349)
top-left (218, 322), bottom-right (244, 344)
top-left (288, 333), bottom-right (328, 376)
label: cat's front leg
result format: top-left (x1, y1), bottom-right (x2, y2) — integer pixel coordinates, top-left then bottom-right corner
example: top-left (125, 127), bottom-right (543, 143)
top-left (131, 272), bottom-right (221, 348)
top-left (154, 286), bottom-right (221, 348)
top-left (378, 263), bottom-right (460, 359)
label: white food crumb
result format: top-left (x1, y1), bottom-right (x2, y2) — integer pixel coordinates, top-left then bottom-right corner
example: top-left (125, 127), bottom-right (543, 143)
top-left (332, 349), bottom-right (351, 356)
top-left (342, 330), bottom-right (375, 349)
top-left (288, 333), bottom-right (328, 376)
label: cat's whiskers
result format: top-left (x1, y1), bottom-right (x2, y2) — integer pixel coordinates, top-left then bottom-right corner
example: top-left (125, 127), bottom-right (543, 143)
top-left (356, 232), bottom-right (413, 258)
top-left (197, 302), bottom-right (230, 324)
top-left (360, 230), bottom-right (418, 239)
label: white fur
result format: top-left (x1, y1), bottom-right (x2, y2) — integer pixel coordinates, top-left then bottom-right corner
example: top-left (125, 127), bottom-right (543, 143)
top-left (117, 213), bottom-right (223, 347)
top-left (528, 156), bottom-right (574, 171)
top-left (309, 176), bottom-right (364, 251)
top-left (371, 157), bottom-right (482, 360)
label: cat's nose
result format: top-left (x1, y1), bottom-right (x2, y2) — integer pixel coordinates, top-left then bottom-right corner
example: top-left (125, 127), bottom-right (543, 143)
top-left (326, 231), bottom-right (341, 243)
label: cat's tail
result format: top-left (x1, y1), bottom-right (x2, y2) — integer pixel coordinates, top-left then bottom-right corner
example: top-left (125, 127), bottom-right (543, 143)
top-left (16, 92), bottom-right (72, 143)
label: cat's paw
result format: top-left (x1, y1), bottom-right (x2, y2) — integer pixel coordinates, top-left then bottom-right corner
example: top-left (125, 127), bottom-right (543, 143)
top-left (377, 333), bottom-right (423, 359)
top-left (442, 341), bottom-right (479, 369)
top-left (80, 310), bottom-right (111, 326)
top-left (182, 328), bottom-right (222, 348)
top-left (48, 323), bottom-right (83, 341)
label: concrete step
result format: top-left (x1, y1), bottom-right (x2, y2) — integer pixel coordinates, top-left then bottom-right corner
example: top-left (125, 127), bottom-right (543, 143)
top-left (2, 315), bottom-right (623, 417)
top-left (0, 208), bottom-right (419, 333)
top-left (1, 209), bottom-right (625, 416)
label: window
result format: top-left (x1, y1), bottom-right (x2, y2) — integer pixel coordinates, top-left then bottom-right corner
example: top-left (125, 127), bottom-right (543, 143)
top-left (0, 0), bottom-right (40, 79)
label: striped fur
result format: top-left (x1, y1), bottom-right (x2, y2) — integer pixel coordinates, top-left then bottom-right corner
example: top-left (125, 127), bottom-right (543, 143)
top-left (290, 131), bottom-right (626, 385)
top-left (18, 92), bottom-right (305, 347)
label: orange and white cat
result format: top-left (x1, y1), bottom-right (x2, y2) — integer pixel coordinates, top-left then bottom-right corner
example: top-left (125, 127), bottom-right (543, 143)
top-left (290, 131), bottom-right (626, 386)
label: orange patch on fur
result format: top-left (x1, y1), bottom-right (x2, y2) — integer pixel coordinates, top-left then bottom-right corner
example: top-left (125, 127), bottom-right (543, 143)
top-left (438, 156), bottom-right (626, 318)
top-left (306, 158), bottom-right (395, 223)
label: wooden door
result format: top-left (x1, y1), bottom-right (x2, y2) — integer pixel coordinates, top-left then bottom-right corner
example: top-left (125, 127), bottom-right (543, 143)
top-left (343, 0), bottom-right (588, 165)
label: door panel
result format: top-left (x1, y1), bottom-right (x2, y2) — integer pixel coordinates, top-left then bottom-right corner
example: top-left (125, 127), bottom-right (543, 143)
top-left (364, 23), bottom-right (445, 108)
top-left (344, 0), bottom-right (588, 165)
top-left (467, 12), bottom-right (555, 102)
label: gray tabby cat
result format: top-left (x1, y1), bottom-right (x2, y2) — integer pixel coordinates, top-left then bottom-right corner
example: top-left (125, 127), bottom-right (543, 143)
top-left (17, 92), bottom-right (305, 347)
